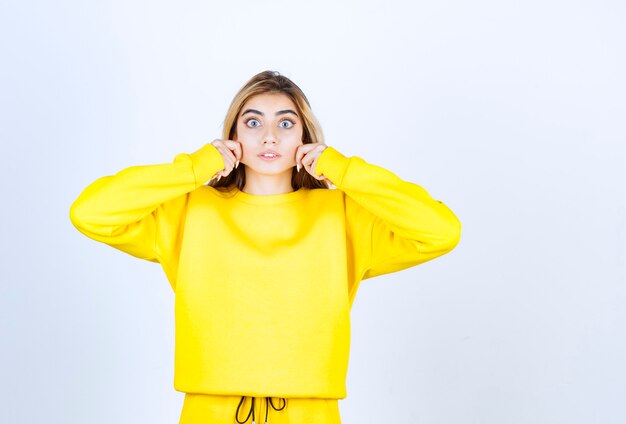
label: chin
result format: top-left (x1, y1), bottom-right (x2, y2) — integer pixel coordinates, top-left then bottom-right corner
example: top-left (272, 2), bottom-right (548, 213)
top-left (249, 165), bottom-right (295, 176)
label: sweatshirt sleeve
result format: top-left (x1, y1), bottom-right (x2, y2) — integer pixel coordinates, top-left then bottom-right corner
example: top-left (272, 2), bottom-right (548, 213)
top-left (314, 146), bottom-right (461, 289)
top-left (69, 143), bottom-right (225, 284)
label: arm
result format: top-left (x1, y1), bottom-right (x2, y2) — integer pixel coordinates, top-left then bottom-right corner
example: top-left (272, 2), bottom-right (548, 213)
top-left (69, 143), bottom-right (224, 266)
top-left (314, 146), bottom-right (461, 282)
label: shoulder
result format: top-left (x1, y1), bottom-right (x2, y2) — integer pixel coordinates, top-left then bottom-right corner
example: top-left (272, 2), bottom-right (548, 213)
top-left (305, 186), bottom-right (344, 200)
top-left (303, 187), bottom-right (347, 212)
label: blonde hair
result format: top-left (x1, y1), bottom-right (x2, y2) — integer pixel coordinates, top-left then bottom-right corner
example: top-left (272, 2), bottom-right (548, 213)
top-left (208, 70), bottom-right (330, 191)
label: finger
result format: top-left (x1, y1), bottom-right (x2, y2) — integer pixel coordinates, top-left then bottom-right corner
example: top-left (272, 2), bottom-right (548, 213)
top-left (295, 144), bottom-right (315, 168)
top-left (223, 159), bottom-right (234, 175)
top-left (222, 146), bottom-right (237, 167)
top-left (214, 140), bottom-right (234, 162)
top-left (223, 140), bottom-right (242, 167)
top-left (294, 145), bottom-right (306, 170)
top-left (215, 151), bottom-right (235, 177)
top-left (211, 139), bottom-right (225, 150)
top-left (310, 145), bottom-right (327, 173)
top-left (302, 147), bottom-right (320, 168)
top-left (303, 151), bottom-right (314, 167)
top-left (302, 148), bottom-right (326, 176)
top-left (297, 143), bottom-right (320, 170)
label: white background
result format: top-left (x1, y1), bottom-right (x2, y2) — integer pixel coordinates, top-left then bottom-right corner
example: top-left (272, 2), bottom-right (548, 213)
top-left (1, 0), bottom-right (624, 423)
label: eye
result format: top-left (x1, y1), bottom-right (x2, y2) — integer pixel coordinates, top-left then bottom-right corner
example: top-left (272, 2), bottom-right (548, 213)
top-left (246, 118), bottom-right (260, 128)
top-left (280, 119), bottom-right (294, 129)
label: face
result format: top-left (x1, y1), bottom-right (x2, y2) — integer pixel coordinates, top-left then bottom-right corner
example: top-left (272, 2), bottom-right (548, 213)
top-left (234, 92), bottom-right (303, 180)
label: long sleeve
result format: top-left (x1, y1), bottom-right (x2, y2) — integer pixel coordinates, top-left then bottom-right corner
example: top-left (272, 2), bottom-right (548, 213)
top-left (69, 143), bottom-right (225, 286)
top-left (314, 146), bottom-right (461, 295)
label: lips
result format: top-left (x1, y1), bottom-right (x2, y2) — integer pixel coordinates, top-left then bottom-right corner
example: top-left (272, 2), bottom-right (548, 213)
top-left (258, 150), bottom-right (281, 158)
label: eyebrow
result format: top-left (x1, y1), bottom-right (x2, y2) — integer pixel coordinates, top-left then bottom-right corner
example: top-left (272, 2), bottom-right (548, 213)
top-left (241, 108), bottom-right (299, 118)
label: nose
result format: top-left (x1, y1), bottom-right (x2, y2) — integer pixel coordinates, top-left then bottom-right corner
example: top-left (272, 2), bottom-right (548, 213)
top-left (262, 127), bottom-right (278, 145)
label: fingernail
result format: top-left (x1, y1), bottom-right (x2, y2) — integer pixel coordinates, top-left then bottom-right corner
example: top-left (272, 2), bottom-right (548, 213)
top-left (235, 160), bottom-right (239, 168)
top-left (217, 175), bottom-right (221, 182)
top-left (296, 164), bottom-right (300, 172)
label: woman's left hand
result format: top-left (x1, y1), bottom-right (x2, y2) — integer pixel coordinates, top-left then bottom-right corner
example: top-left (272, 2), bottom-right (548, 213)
top-left (295, 143), bottom-right (328, 181)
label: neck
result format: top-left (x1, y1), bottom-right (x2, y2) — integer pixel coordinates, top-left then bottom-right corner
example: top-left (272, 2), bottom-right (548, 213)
top-left (242, 167), bottom-right (294, 195)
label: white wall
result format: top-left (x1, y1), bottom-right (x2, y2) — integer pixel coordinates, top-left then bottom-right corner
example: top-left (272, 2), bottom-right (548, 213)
top-left (1, 0), bottom-right (624, 423)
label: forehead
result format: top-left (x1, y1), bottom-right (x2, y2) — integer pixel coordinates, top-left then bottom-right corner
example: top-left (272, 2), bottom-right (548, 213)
top-left (240, 93), bottom-right (297, 114)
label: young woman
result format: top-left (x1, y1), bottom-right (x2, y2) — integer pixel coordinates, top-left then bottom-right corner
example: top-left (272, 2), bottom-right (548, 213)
top-left (70, 70), bottom-right (461, 423)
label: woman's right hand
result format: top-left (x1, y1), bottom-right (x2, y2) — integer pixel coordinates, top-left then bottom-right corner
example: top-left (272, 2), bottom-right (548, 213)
top-left (210, 139), bottom-right (242, 181)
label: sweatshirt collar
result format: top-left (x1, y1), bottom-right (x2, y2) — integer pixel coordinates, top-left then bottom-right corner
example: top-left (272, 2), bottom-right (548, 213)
top-left (232, 187), bottom-right (308, 205)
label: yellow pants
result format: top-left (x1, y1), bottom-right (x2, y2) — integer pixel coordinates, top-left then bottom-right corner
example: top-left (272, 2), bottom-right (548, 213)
top-left (179, 393), bottom-right (342, 424)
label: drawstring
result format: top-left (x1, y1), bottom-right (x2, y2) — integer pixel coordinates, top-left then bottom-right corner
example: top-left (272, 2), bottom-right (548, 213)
top-left (235, 396), bottom-right (287, 424)
top-left (235, 397), bottom-right (255, 424)
top-left (265, 397), bottom-right (286, 423)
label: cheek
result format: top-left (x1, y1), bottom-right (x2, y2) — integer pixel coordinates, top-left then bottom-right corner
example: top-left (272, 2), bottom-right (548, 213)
top-left (287, 128), bottom-right (304, 144)
top-left (285, 133), bottom-right (303, 161)
top-left (234, 128), bottom-right (253, 156)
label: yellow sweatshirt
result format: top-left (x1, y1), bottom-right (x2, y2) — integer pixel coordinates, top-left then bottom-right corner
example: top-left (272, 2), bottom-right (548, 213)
top-left (69, 144), bottom-right (461, 399)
